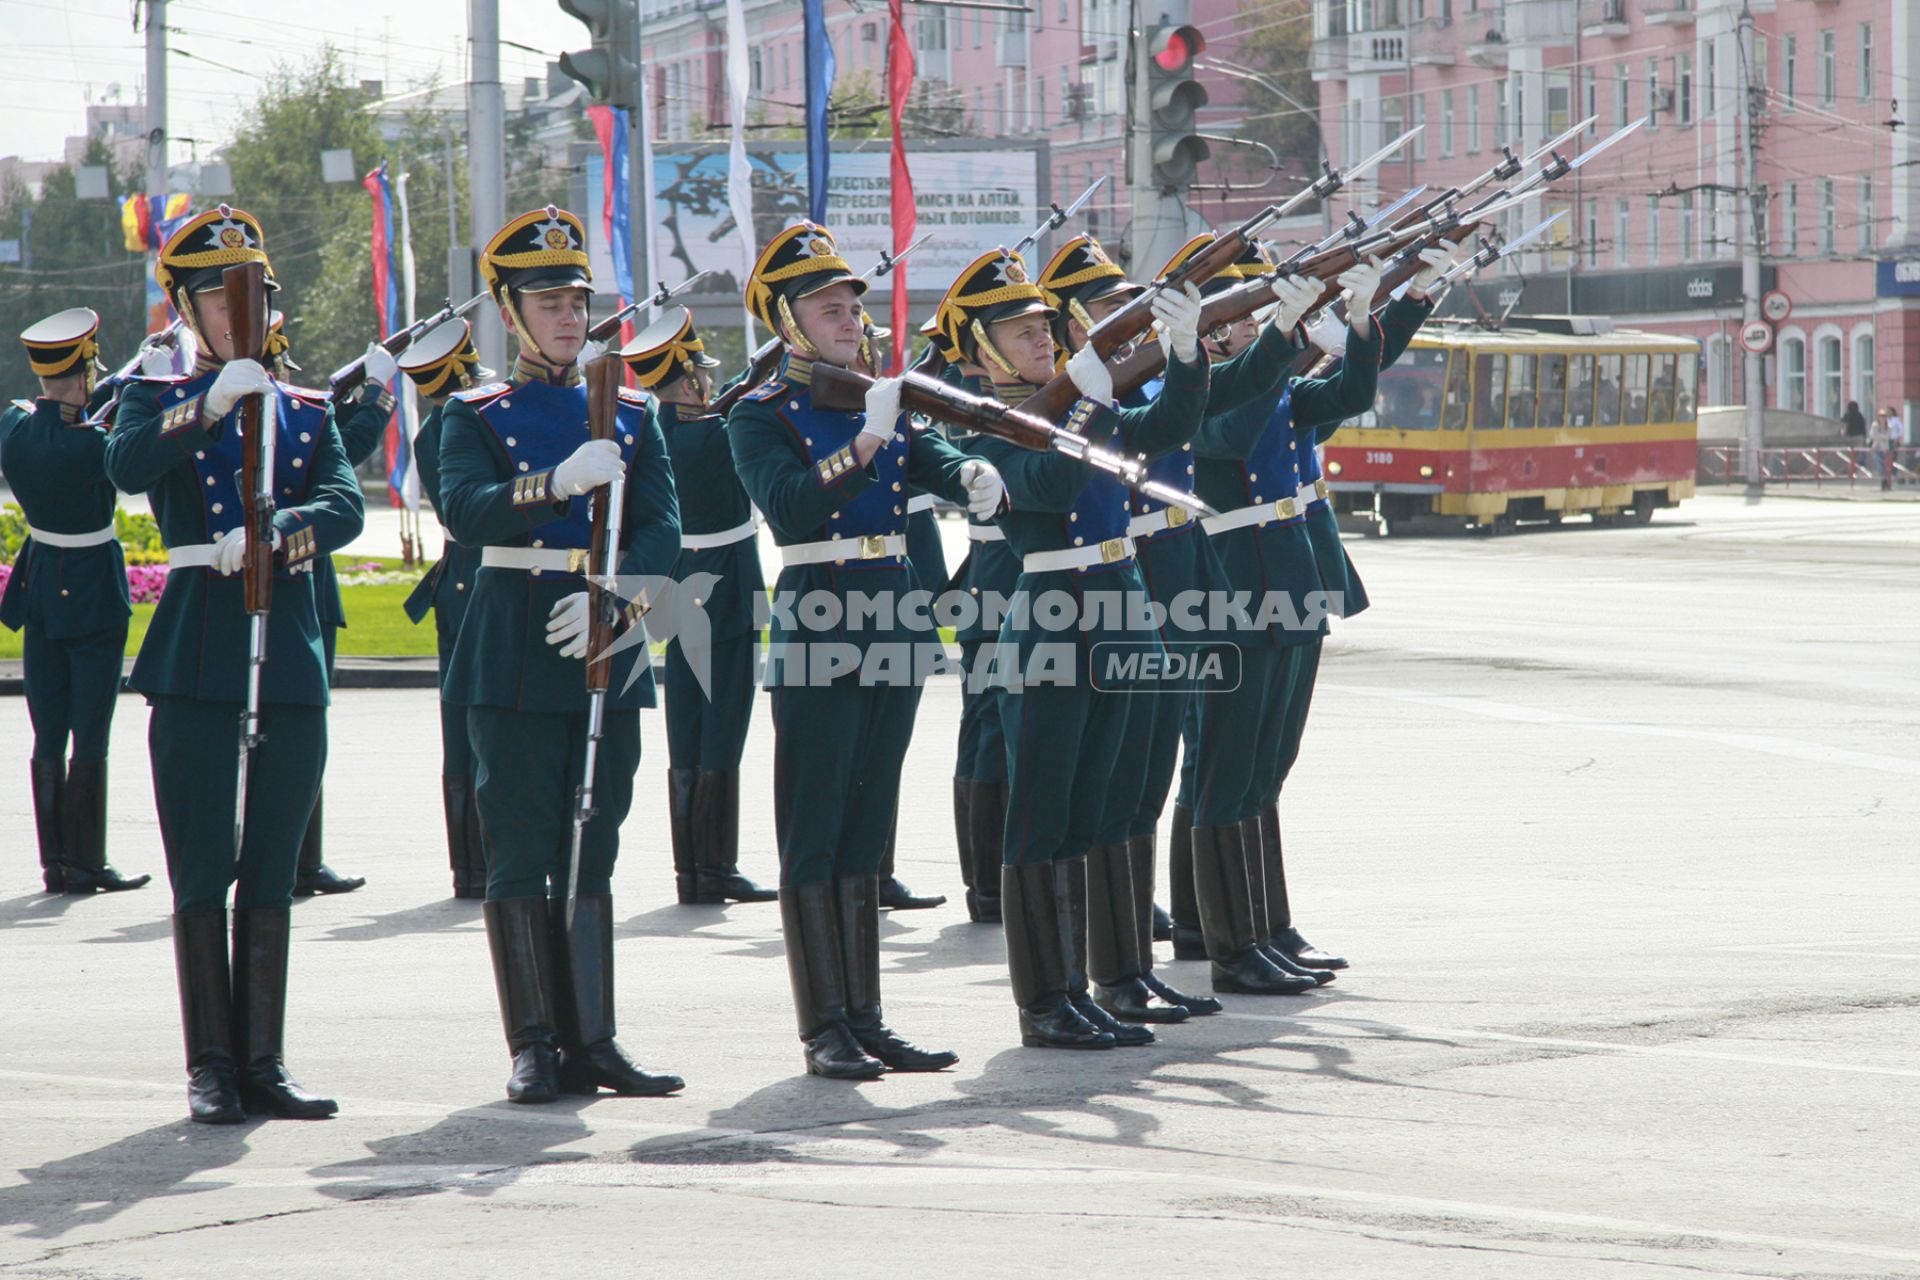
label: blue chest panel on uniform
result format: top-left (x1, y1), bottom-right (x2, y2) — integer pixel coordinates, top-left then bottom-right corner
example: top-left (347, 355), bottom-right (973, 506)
top-left (787, 384), bottom-right (910, 539)
top-left (1295, 426), bottom-right (1325, 493)
top-left (1242, 386), bottom-right (1301, 501)
top-left (185, 377), bottom-right (326, 543)
top-left (1067, 470), bottom-right (1133, 543)
top-left (472, 380), bottom-right (642, 550)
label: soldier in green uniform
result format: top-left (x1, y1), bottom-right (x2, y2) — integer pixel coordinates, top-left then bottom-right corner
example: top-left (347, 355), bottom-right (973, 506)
top-left (437, 206), bottom-right (685, 1104)
top-left (104, 205), bottom-right (361, 1123)
top-left (398, 318), bottom-right (494, 898)
top-left (618, 307), bottom-right (774, 907)
top-left (726, 222), bottom-right (1002, 1080)
top-left (278, 311), bottom-right (395, 897)
top-left (931, 247), bottom-right (1206, 1049)
top-left (1, 309), bottom-right (149, 894)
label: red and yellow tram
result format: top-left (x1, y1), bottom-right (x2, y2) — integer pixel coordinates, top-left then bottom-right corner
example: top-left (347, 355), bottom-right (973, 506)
top-left (1323, 320), bottom-right (1700, 533)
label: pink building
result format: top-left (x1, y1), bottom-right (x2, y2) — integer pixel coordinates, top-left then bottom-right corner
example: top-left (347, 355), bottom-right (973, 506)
top-left (1312, 0), bottom-right (1920, 423)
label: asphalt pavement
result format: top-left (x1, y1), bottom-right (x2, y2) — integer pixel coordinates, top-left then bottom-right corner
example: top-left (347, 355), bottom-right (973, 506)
top-left (3, 492), bottom-right (1917, 1278)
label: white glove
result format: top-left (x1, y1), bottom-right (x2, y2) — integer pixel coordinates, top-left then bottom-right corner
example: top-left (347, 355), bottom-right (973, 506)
top-left (361, 341), bottom-right (399, 388)
top-left (210, 525), bottom-right (282, 576)
top-left (1409, 241), bottom-right (1463, 297)
top-left (552, 438), bottom-right (626, 497)
top-left (1065, 343), bottom-right (1114, 406)
top-left (861, 375), bottom-right (903, 442)
top-left (1303, 311), bottom-right (1348, 358)
top-left (1149, 283), bottom-right (1204, 364)
top-left (1268, 274), bottom-right (1323, 335)
top-left (959, 458), bottom-right (1005, 519)
top-left (546, 591), bottom-right (591, 659)
top-left (139, 343), bottom-right (175, 378)
top-left (205, 358), bottom-right (274, 419)
top-left (1336, 256), bottom-right (1384, 319)
top-left (579, 338), bottom-right (609, 365)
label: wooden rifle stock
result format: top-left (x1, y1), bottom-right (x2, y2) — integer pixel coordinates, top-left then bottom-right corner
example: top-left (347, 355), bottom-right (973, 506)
top-left (583, 355), bottom-right (622, 695)
top-left (811, 363), bottom-right (1062, 455)
top-left (707, 338), bottom-right (784, 419)
top-left (224, 262), bottom-right (273, 615)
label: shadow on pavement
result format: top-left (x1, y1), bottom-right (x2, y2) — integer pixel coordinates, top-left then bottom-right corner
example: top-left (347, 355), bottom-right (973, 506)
top-left (0, 1120), bottom-right (251, 1240)
top-left (310, 1102), bottom-right (595, 1203)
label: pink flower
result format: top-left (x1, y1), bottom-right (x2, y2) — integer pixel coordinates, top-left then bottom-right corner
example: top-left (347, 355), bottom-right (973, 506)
top-left (126, 564), bottom-right (170, 605)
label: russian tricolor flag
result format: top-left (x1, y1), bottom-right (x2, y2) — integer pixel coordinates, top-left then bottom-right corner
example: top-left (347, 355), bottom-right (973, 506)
top-left (363, 161), bottom-right (411, 509)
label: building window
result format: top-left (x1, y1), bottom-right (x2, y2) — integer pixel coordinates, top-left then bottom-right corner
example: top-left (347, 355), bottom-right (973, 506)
top-left (1820, 178), bottom-right (1836, 254)
top-left (1414, 95), bottom-right (1427, 158)
top-left (1585, 199), bottom-right (1599, 267)
top-left (1816, 333), bottom-right (1844, 419)
top-left (1860, 174), bottom-right (1875, 252)
top-left (1783, 35), bottom-right (1797, 111)
top-left (1678, 192), bottom-right (1694, 259)
top-left (1783, 182), bottom-right (1798, 256)
top-left (1859, 23), bottom-right (1874, 103)
top-left (748, 49), bottom-right (763, 93)
top-left (1647, 196), bottom-right (1661, 265)
top-left (1677, 53), bottom-right (1693, 126)
top-left (1584, 66), bottom-right (1597, 135)
top-left (1703, 40), bottom-right (1716, 121)
top-left (1853, 330), bottom-right (1876, 413)
top-left (1780, 335), bottom-right (1806, 412)
top-left (1467, 83), bottom-right (1482, 152)
top-left (1036, 75), bottom-right (1047, 129)
top-left (1647, 58), bottom-right (1661, 129)
top-left (1514, 74), bottom-right (1526, 144)
top-left (1615, 198), bottom-right (1631, 267)
top-left (1495, 78), bottom-right (1509, 144)
top-left (1613, 63), bottom-right (1628, 128)
top-left (1441, 88), bottom-right (1455, 157)
top-left (1818, 29), bottom-right (1835, 108)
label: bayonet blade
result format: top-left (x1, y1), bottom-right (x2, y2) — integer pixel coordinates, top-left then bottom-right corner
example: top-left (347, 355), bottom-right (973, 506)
top-left (866, 231), bottom-right (937, 280)
top-left (1518, 115), bottom-right (1599, 170)
top-left (1565, 116), bottom-right (1646, 172)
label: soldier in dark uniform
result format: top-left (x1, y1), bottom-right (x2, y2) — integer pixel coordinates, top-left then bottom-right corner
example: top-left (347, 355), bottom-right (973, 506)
top-left (437, 206), bottom-right (685, 1104)
top-left (726, 222), bottom-right (1002, 1080)
top-left (618, 307), bottom-right (774, 907)
top-left (1, 309), bottom-right (149, 894)
top-left (104, 205), bottom-right (362, 1123)
top-left (932, 247), bottom-right (1206, 1049)
top-left (280, 312), bottom-right (396, 898)
top-left (398, 318), bottom-right (494, 898)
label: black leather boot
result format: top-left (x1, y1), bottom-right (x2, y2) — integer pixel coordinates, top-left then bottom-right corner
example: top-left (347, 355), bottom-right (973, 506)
top-left (1241, 815), bottom-right (1333, 985)
top-left (952, 777), bottom-right (977, 918)
top-left (292, 790), bottom-right (365, 896)
top-left (30, 757), bottom-right (64, 892)
top-left (483, 897), bottom-right (562, 1103)
top-left (667, 768), bottom-right (699, 903)
top-left (1061, 856), bottom-right (1153, 1045)
top-left (444, 776), bottom-right (483, 899)
top-left (57, 758), bottom-right (150, 893)
top-left (172, 911), bottom-right (243, 1124)
top-left (1088, 842), bottom-right (1188, 1025)
top-left (779, 881), bottom-right (885, 1079)
top-left (1168, 804), bottom-right (1206, 961)
top-left (548, 896), bottom-right (685, 1096)
top-left (1129, 833), bottom-right (1219, 1016)
top-left (966, 778), bottom-right (1006, 923)
top-left (232, 906), bottom-right (338, 1119)
top-left (692, 769), bottom-right (777, 903)
top-left (840, 875), bottom-right (957, 1072)
top-left (1259, 806), bottom-right (1347, 971)
top-left (1001, 862), bottom-right (1113, 1050)
top-left (1191, 824), bottom-right (1318, 996)
top-left (877, 816), bottom-right (946, 910)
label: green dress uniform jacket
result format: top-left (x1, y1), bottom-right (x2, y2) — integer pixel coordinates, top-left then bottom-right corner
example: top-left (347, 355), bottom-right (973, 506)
top-left (310, 386), bottom-right (392, 660)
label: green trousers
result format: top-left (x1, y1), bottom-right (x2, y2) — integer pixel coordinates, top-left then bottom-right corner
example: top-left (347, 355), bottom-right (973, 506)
top-left (468, 704), bottom-right (640, 901)
top-left (768, 679), bottom-right (920, 886)
top-left (24, 621), bottom-right (128, 761)
top-left (663, 631), bottom-right (756, 771)
top-left (999, 678), bottom-right (1132, 866)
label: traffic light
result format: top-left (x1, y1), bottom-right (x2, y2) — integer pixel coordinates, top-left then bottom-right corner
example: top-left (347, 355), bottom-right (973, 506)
top-left (1147, 23), bottom-right (1209, 190)
top-left (558, 0), bottom-right (640, 110)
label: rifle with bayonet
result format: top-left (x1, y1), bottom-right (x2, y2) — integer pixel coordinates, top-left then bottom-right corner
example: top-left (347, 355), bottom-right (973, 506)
top-left (806, 365), bottom-right (1216, 516)
top-left (225, 260), bottom-right (274, 860)
top-left (857, 232), bottom-right (937, 375)
top-left (87, 320), bottom-right (187, 425)
top-left (587, 269), bottom-right (717, 346)
top-left (566, 352), bottom-right (627, 928)
top-left (329, 291), bottom-right (489, 403)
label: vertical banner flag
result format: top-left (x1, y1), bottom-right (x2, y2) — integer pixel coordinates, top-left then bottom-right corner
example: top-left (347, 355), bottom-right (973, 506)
top-left (803, 0), bottom-right (835, 225)
top-left (886, 0), bottom-right (915, 374)
top-left (362, 161), bottom-right (408, 509)
top-left (394, 171), bottom-right (422, 511)
top-left (587, 104), bottom-right (637, 352)
top-left (724, 0), bottom-right (756, 339)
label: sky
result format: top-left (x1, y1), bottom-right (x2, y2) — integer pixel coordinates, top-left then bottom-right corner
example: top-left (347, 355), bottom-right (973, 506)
top-left (0, 0), bottom-right (575, 165)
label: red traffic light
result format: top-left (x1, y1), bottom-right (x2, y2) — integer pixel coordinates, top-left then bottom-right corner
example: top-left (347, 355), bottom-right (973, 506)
top-left (1153, 25), bottom-right (1205, 72)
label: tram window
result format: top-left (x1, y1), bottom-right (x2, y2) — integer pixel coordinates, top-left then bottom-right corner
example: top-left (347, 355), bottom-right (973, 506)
top-left (1624, 352), bottom-right (1651, 425)
top-left (1506, 353), bottom-right (1537, 429)
top-left (1372, 347), bottom-right (1447, 430)
top-left (1676, 352), bottom-right (1698, 421)
top-left (1475, 354), bottom-right (1507, 429)
top-left (1595, 353), bottom-right (1624, 425)
top-left (1568, 354), bottom-right (1596, 426)
top-left (1442, 349), bottom-right (1471, 429)
top-left (1538, 353), bottom-right (1568, 428)
top-left (1648, 353), bottom-right (1678, 422)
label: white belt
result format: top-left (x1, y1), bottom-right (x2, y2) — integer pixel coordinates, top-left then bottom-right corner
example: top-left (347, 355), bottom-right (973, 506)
top-left (906, 493), bottom-right (938, 515)
top-left (1126, 505), bottom-right (1196, 540)
top-left (480, 546), bottom-right (591, 574)
top-left (680, 516), bottom-right (758, 551)
top-left (1201, 495), bottom-right (1307, 535)
top-left (1023, 536), bottom-right (1135, 574)
top-left (780, 533), bottom-right (906, 567)
top-left (167, 543), bottom-right (217, 568)
top-left (28, 523), bottom-right (116, 549)
top-left (1306, 477), bottom-right (1331, 505)
top-left (966, 523), bottom-right (1005, 543)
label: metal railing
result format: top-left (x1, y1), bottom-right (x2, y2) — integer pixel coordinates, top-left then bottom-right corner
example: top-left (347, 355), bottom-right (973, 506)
top-left (1702, 446), bottom-right (1920, 487)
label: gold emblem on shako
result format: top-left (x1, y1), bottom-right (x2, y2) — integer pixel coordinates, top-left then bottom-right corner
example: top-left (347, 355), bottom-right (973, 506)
top-left (807, 236), bottom-right (833, 258)
top-left (1085, 241), bottom-right (1109, 265)
top-left (1004, 259), bottom-right (1028, 284)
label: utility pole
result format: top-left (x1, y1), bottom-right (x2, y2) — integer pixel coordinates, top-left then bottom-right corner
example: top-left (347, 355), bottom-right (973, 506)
top-left (144, 0), bottom-right (167, 331)
top-left (468, 0), bottom-right (507, 371)
top-left (627, 8), bottom-right (650, 311)
top-left (1737, 0), bottom-right (1764, 493)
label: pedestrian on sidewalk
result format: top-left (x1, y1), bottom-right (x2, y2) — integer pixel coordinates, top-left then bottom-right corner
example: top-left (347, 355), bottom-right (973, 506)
top-left (1869, 408), bottom-right (1895, 490)
top-left (1842, 400), bottom-right (1866, 439)
top-left (1888, 407), bottom-right (1908, 488)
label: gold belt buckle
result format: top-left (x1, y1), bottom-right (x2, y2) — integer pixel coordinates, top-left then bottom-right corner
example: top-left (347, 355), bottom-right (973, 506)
top-left (1316, 478), bottom-right (1330, 501)
top-left (1099, 537), bottom-right (1128, 563)
top-left (859, 534), bottom-right (888, 559)
top-left (567, 548), bottom-right (591, 574)
top-left (1165, 505), bottom-right (1190, 528)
